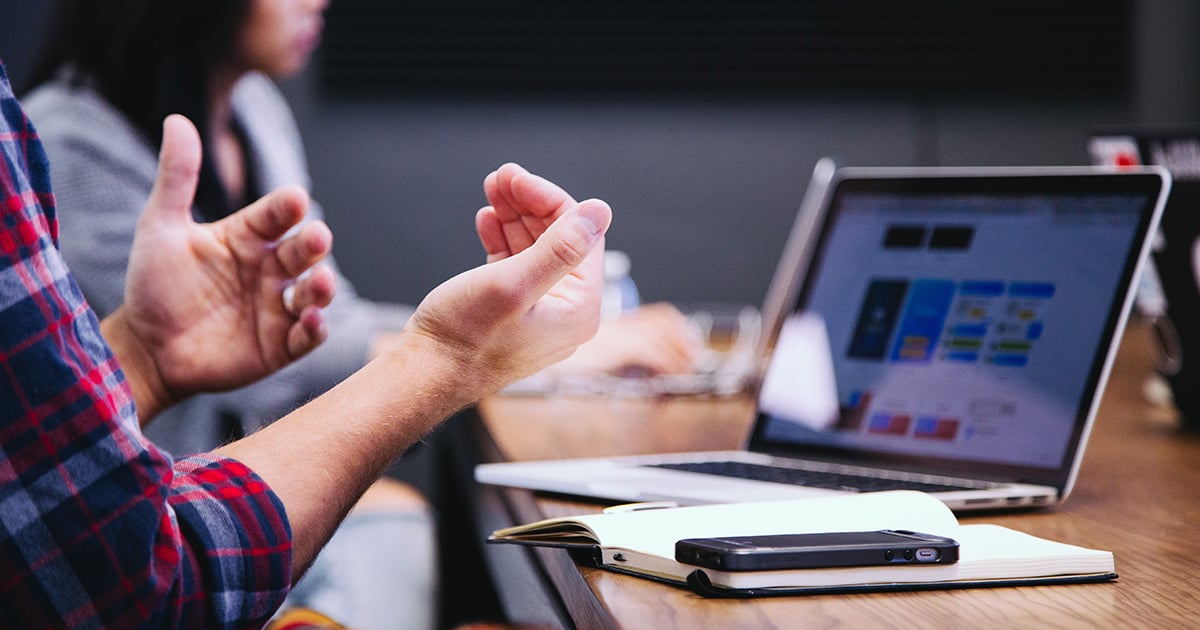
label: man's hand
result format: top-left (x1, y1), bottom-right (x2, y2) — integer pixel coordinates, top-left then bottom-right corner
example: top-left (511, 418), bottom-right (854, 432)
top-left (103, 115), bottom-right (336, 421)
top-left (477, 164), bottom-right (702, 378)
top-left (400, 163), bottom-right (611, 402)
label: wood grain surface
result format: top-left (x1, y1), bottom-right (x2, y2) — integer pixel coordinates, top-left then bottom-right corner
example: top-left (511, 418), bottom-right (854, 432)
top-left (477, 320), bottom-right (1200, 629)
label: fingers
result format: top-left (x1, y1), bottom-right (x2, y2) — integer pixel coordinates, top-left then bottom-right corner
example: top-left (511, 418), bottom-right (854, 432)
top-left (142, 114), bottom-right (202, 226)
top-left (282, 265), bottom-right (335, 359)
top-left (625, 348), bottom-right (689, 376)
top-left (504, 198), bottom-right (611, 300)
top-left (220, 185), bottom-right (331, 280)
top-left (284, 264), bottom-right (337, 316)
top-left (286, 302), bottom-right (330, 360)
top-left (231, 185), bottom-right (311, 244)
top-left (653, 333), bottom-right (704, 373)
top-left (486, 163), bottom-right (575, 221)
top-left (475, 207), bottom-right (509, 263)
top-left (584, 304), bottom-right (706, 375)
top-left (631, 333), bottom-right (701, 375)
top-left (483, 163), bottom-right (579, 257)
top-left (640, 303), bottom-right (708, 364)
top-left (275, 219), bottom-right (334, 279)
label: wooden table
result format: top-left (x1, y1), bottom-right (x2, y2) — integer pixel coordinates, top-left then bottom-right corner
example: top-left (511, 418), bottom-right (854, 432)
top-left (471, 320), bottom-right (1200, 628)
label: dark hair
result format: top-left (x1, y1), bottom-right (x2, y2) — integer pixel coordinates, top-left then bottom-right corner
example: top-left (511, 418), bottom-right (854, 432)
top-left (25, 0), bottom-right (252, 220)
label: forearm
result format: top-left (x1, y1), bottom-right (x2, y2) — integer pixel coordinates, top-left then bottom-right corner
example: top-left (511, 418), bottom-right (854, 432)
top-left (214, 330), bottom-right (477, 579)
top-left (100, 306), bottom-right (173, 425)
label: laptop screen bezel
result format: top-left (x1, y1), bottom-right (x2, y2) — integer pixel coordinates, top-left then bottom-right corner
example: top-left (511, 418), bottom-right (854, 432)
top-left (746, 167), bottom-right (1168, 489)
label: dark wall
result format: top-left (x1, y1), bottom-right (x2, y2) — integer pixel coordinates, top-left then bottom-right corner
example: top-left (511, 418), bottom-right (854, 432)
top-left (3, 1), bottom-right (1199, 308)
top-left (0, 3), bottom-right (50, 89)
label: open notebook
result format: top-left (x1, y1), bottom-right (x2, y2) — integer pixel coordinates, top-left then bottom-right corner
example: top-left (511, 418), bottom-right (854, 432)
top-left (487, 491), bottom-right (1116, 597)
top-left (477, 164), bottom-right (1170, 511)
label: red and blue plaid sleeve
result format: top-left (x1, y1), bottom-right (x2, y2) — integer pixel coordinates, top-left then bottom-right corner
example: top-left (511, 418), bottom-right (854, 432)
top-left (0, 62), bottom-right (292, 628)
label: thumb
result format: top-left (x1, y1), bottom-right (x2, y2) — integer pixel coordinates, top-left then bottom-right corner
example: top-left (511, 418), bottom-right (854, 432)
top-left (143, 114), bottom-right (202, 227)
top-left (509, 198), bottom-right (612, 298)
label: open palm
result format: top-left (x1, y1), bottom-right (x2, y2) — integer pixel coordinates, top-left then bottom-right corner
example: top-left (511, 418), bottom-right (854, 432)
top-left (121, 115), bottom-right (335, 400)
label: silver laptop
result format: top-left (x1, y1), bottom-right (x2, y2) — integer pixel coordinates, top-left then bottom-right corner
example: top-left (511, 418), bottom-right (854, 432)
top-left (476, 163), bottom-right (1170, 511)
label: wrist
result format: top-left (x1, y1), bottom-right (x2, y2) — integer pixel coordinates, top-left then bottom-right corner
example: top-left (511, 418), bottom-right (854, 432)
top-left (100, 306), bottom-right (174, 424)
top-left (383, 328), bottom-right (489, 414)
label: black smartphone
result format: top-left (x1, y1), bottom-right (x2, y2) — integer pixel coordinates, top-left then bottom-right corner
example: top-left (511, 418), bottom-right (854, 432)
top-left (674, 530), bottom-right (960, 571)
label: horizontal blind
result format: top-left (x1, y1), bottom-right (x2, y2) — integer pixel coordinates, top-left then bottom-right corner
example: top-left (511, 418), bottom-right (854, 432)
top-left (318, 0), bottom-right (1131, 97)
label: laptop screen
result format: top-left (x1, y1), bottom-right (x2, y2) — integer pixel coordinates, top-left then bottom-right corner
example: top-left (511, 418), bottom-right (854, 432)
top-left (752, 170), bottom-right (1166, 484)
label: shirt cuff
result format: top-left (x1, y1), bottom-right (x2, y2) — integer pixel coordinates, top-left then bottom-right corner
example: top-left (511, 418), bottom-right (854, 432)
top-left (169, 454), bottom-right (294, 628)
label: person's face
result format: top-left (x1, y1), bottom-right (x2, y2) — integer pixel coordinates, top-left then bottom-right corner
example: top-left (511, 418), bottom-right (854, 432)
top-left (236, 0), bottom-right (330, 78)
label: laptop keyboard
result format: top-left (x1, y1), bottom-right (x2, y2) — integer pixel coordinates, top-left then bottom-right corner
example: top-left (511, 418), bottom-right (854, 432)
top-left (648, 461), bottom-right (985, 493)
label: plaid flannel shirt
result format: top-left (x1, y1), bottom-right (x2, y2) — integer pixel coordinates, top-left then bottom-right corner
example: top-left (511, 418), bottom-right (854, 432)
top-left (0, 62), bottom-right (292, 629)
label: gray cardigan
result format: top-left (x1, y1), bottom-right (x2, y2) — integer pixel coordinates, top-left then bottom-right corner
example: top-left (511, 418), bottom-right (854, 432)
top-left (24, 72), bottom-right (412, 455)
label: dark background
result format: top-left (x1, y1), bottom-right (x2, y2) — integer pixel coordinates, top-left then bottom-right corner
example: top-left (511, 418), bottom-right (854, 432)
top-left (2, 1), bottom-right (1199, 310)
